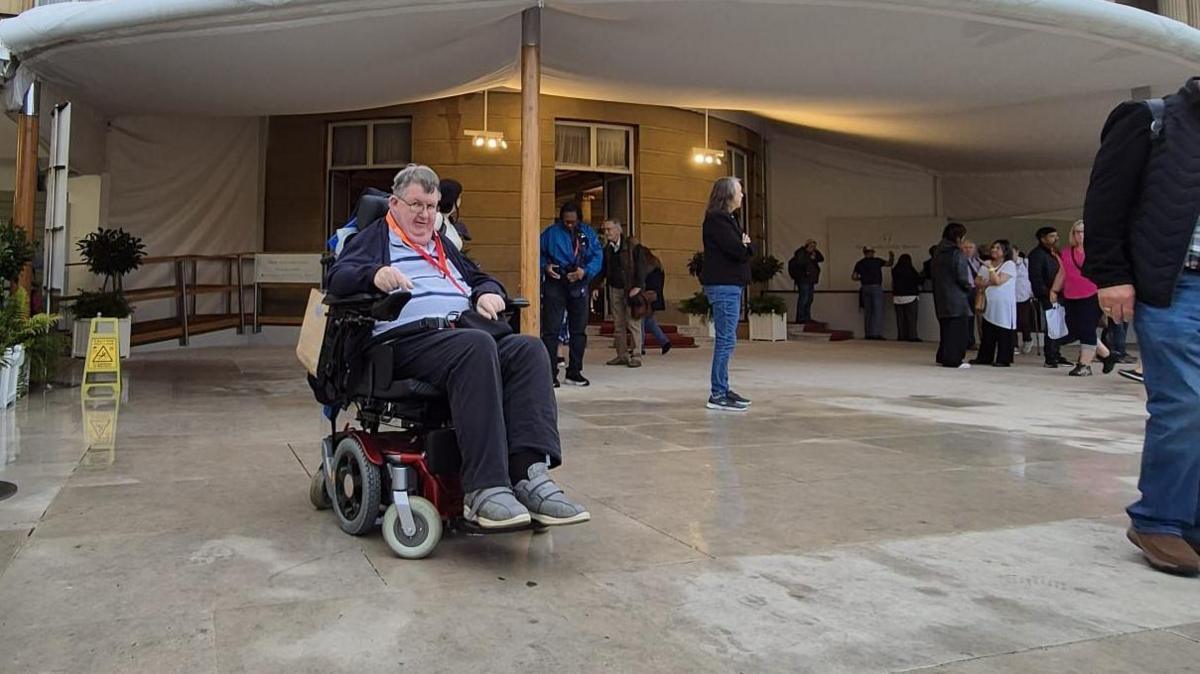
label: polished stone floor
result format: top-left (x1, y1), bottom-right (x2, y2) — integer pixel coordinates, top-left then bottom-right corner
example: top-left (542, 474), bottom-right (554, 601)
top-left (0, 338), bottom-right (1196, 673)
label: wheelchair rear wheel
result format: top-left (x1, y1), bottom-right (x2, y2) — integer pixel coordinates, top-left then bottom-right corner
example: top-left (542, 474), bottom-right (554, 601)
top-left (309, 466), bottom-right (332, 510)
top-left (382, 497), bottom-right (442, 559)
top-left (331, 436), bottom-right (382, 535)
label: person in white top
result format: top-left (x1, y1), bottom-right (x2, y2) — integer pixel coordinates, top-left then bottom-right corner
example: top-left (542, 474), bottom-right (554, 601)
top-left (972, 239), bottom-right (1018, 367)
top-left (1013, 247), bottom-right (1035, 353)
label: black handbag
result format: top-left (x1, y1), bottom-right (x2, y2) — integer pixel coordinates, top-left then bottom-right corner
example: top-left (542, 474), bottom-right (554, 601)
top-left (452, 309), bottom-right (513, 340)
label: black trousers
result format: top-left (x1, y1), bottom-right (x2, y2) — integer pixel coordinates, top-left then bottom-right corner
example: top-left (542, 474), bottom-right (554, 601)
top-left (975, 319), bottom-right (1014, 366)
top-left (936, 316), bottom-right (970, 367)
top-left (541, 280), bottom-right (589, 378)
top-left (390, 330), bottom-right (561, 492)
top-left (895, 300), bottom-right (920, 341)
top-left (1034, 296), bottom-right (1062, 364)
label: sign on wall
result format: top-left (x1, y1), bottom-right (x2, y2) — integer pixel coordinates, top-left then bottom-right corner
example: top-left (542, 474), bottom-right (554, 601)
top-left (254, 253), bottom-right (323, 284)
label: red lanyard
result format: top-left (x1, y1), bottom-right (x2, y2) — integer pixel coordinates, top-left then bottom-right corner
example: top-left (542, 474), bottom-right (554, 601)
top-left (387, 212), bottom-right (468, 296)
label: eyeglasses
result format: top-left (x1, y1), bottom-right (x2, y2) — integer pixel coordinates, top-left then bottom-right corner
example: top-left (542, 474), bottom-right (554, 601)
top-left (396, 197), bottom-right (438, 215)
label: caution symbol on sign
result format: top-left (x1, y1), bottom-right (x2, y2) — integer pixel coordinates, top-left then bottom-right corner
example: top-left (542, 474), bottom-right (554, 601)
top-left (88, 340), bottom-right (118, 370)
top-left (83, 318), bottom-right (122, 397)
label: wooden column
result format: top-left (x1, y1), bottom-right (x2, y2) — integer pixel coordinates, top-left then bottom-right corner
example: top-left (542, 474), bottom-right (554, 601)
top-left (519, 7), bottom-right (542, 336)
top-left (13, 82), bottom-right (39, 293)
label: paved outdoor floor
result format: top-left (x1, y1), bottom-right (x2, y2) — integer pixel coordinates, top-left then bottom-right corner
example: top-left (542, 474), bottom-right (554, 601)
top-left (0, 337), bottom-right (1196, 673)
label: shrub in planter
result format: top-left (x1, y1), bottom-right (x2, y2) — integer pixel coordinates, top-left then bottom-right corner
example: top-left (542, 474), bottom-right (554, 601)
top-left (746, 294), bottom-right (788, 316)
top-left (750, 254), bottom-right (784, 286)
top-left (678, 291), bottom-right (711, 317)
top-left (69, 290), bottom-right (133, 320)
top-left (21, 311), bottom-right (67, 390)
top-left (76, 227), bottom-right (147, 292)
top-left (72, 227), bottom-right (146, 320)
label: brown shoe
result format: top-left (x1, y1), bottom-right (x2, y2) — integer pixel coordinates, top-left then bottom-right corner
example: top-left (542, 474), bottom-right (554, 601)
top-left (627, 357), bottom-right (642, 368)
top-left (1127, 528), bottom-right (1200, 576)
top-left (606, 356), bottom-right (629, 366)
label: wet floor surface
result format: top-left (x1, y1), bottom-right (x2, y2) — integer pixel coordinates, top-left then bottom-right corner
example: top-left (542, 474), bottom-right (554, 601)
top-left (0, 339), bottom-right (1195, 673)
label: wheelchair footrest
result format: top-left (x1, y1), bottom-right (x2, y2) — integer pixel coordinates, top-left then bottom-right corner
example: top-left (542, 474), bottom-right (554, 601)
top-left (451, 518), bottom-right (547, 536)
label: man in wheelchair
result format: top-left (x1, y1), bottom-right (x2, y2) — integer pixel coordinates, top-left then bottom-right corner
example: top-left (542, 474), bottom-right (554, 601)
top-left (327, 164), bottom-right (589, 529)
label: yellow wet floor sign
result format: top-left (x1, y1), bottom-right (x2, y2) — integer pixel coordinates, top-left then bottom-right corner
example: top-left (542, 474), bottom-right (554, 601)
top-left (82, 317), bottom-right (121, 398)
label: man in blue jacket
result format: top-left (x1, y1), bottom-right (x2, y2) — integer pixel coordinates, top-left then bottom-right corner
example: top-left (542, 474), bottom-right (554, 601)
top-left (539, 202), bottom-right (602, 387)
top-left (328, 164), bottom-right (590, 530)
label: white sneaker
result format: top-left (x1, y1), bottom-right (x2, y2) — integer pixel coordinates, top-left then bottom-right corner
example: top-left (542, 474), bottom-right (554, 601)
top-left (958, 363), bottom-right (972, 369)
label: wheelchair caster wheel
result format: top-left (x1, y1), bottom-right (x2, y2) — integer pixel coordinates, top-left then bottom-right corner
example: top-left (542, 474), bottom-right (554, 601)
top-left (331, 436), bottom-right (382, 536)
top-left (382, 497), bottom-right (442, 560)
top-left (309, 466), bottom-right (331, 510)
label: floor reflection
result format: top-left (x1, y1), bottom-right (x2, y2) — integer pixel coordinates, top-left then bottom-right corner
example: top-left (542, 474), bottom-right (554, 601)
top-left (80, 391), bottom-right (120, 468)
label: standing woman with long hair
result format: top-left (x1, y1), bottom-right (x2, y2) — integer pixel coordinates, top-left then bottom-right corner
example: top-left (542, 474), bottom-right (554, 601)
top-left (1052, 220), bottom-right (1118, 376)
top-left (701, 176), bottom-right (753, 411)
top-left (971, 240), bottom-right (1018, 367)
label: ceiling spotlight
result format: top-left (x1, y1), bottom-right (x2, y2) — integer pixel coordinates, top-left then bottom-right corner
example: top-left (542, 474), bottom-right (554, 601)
top-left (464, 88), bottom-right (508, 151)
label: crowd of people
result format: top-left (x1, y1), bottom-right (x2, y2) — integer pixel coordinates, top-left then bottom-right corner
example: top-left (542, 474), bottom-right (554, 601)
top-left (927, 220), bottom-right (1135, 377)
top-left (538, 202), bottom-right (674, 389)
top-left (781, 221), bottom-right (1139, 379)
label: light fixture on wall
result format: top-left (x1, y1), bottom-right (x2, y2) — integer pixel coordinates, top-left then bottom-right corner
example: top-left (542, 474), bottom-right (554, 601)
top-left (692, 109), bottom-right (724, 166)
top-left (464, 89), bottom-right (508, 150)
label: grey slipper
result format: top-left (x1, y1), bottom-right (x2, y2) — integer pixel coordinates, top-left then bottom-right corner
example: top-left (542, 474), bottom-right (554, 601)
top-left (514, 463), bottom-right (591, 526)
top-left (463, 486), bottom-right (531, 529)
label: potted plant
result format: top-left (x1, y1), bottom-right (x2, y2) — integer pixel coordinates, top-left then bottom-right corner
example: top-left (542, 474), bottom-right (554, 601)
top-left (678, 291), bottom-right (714, 337)
top-left (748, 254), bottom-right (788, 341)
top-left (70, 227), bottom-right (146, 358)
top-left (747, 294), bottom-right (789, 341)
top-left (19, 310), bottom-right (67, 394)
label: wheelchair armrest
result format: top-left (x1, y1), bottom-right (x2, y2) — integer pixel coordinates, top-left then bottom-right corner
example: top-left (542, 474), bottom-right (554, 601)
top-left (324, 292), bottom-right (384, 308)
top-left (506, 297), bottom-right (530, 311)
top-left (324, 291), bottom-right (412, 322)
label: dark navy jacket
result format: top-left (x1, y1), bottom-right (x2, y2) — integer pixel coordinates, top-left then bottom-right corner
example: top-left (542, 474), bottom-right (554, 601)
top-left (327, 217), bottom-right (505, 302)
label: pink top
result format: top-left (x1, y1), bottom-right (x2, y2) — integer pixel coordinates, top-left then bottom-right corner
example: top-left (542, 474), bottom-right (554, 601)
top-left (1059, 247), bottom-right (1097, 299)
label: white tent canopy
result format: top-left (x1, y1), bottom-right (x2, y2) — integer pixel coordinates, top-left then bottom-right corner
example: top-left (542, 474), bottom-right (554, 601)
top-left (1, 0), bottom-right (1198, 171)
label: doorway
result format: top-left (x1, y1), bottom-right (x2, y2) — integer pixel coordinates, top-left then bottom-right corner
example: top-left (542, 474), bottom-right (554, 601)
top-left (553, 171), bottom-right (633, 235)
top-left (327, 169), bottom-right (395, 235)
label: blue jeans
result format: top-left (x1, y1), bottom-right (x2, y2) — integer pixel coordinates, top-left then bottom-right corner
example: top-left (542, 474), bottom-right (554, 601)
top-left (642, 314), bottom-right (669, 351)
top-left (704, 285), bottom-right (742, 399)
top-left (1128, 273), bottom-right (1200, 538)
top-left (795, 283), bottom-right (814, 323)
top-left (861, 284), bottom-right (884, 338)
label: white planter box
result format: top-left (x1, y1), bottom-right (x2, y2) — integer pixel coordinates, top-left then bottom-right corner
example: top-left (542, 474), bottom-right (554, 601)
top-left (686, 314), bottom-right (716, 338)
top-left (72, 317), bottom-right (132, 359)
top-left (749, 312), bottom-right (788, 341)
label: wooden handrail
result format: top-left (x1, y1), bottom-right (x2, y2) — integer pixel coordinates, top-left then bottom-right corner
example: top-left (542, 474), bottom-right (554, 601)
top-left (57, 251), bottom-right (264, 346)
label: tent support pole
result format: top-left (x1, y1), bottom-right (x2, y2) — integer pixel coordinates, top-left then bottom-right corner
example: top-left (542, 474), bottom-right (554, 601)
top-left (520, 7), bottom-right (541, 337)
top-left (13, 81), bottom-right (39, 294)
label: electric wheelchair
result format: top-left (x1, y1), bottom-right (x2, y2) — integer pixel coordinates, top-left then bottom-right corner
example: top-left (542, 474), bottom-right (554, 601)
top-left (307, 193), bottom-right (537, 560)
